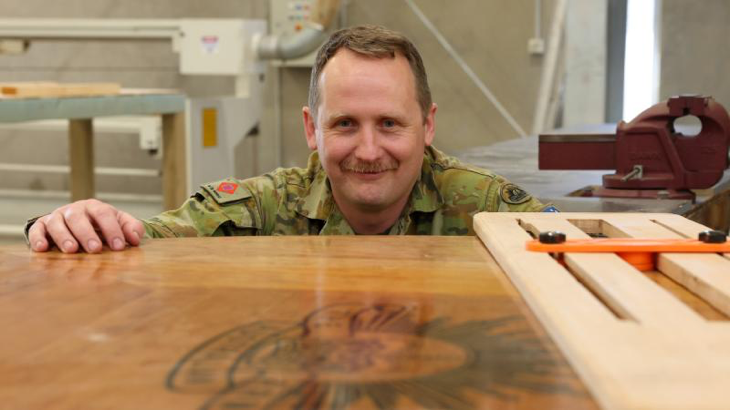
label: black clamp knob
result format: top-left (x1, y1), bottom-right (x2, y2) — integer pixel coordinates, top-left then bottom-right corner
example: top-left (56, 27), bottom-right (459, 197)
top-left (698, 230), bottom-right (727, 244)
top-left (539, 231), bottom-right (566, 244)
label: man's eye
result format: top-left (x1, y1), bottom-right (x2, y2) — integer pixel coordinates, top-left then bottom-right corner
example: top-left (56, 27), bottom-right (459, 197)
top-left (337, 119), bottom-right (353, 128)
top-left (382, 119), bottom-right (396, 128)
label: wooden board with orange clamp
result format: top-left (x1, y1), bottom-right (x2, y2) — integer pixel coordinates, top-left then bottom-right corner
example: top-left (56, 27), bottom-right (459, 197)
top-left (474, 212), bottom-right (730, 410)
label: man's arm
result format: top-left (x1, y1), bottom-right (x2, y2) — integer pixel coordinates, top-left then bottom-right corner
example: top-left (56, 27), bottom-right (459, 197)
top-left (486, 179), bottom-right (555, 212)
top-left (141, 188), bottom-right (261, 238)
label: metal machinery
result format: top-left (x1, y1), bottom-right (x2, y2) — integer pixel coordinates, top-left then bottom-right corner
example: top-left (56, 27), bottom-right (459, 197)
top-left (539, 95), bottom-right (730, 200)
top-left (0, 0), bottom-right (341, 196)
top-left (457, 96), bottom-right (730, 232)
top-left (531, 95), bottom-right (730, 231)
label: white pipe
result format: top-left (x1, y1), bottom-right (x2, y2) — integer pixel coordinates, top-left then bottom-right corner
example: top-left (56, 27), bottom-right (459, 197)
top-left (0, 19), bottom-right (181, 40)
top-left (404, 0), bottom-right (527, 138)
top-left (0, 117), bottom-right (158, 133)
top-left (0, 163), bottom-right (159, 177)
top-left (532, 0), bottom-right (567, 134)
top-left (257, 24), bottom-right (327, 60)
top-left (257, 0), bottom-right (341, 60)
top-left (0, 188), bottom-right (162, 202)
top-left (535, 0), bottom-right (543, 39)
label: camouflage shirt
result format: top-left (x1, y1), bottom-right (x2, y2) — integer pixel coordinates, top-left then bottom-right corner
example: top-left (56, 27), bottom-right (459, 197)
top-left (143, 146), bottom-right (548, 237)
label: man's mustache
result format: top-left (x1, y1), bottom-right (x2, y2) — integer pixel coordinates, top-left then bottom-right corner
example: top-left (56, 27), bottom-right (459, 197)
top-left (340, 158), bottom-right (399, 173)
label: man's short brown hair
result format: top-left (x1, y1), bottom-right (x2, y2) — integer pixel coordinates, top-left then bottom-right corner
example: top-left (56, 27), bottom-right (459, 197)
top-left (308, 25), bottom-right (432, 121)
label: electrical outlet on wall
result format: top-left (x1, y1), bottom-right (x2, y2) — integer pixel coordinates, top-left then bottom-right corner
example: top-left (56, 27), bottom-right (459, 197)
top-left (528, 38), bottom-right (545, 55)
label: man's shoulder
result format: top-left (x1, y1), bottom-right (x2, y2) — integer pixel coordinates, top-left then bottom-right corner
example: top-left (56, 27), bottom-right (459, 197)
top-left (426, 146), bottom-right (500, 195)
top-left (427, 146), bottom-right (498, 179)
top-left (266, 151), bottom-right (324, 189)
top-left (425, 146), bottom-right (545, 212)
top-left (197, 159), bottom-right (320, 205)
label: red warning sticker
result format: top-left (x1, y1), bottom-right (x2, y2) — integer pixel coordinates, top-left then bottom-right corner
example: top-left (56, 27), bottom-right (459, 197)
top-left (217, 182), bottom-right (238, 195)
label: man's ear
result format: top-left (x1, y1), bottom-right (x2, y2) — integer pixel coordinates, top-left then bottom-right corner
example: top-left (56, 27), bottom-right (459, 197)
top-left (424, 103), bottom-right (437, 146)
top-left (302, 106), bottom-right (318, 150)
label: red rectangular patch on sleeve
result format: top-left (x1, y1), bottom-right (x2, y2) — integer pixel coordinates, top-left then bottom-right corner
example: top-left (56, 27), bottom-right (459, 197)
top-left (217, 182), bottom-right (238, 195)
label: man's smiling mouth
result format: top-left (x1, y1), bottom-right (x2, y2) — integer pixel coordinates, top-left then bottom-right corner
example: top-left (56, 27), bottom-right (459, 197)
top-left (348, 169), bottom-right (388, 181)
top-left (341, 159), bottom-right (398, 175)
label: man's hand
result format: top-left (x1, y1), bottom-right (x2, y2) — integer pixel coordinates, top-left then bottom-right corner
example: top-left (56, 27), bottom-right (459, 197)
top-left (28, 199), bottom-right (145, 253)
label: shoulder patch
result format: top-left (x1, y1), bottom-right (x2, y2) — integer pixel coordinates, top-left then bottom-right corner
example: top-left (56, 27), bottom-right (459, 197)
top-left (200, 179), bottom-right (252, 204)
top-left (500, 183), bottom-right (531, 204)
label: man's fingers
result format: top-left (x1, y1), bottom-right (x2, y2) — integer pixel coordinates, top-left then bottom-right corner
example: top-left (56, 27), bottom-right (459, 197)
top-left (28, 199), bottom-right (140, 253)
top-left (28, 219), bottom-right (50, 252)
top-left (119, 212), bottom-right (144, 247)
top-left (86, 204), bottom-right (126, 251)
top-left (45, 212), bottom-right (82, 253)
top-left (63, 207), bottom-right (105, 253)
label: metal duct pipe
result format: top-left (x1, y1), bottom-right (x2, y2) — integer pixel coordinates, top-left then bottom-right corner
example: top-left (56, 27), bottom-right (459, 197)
top-left (257, 0), bottom-right (341, 60)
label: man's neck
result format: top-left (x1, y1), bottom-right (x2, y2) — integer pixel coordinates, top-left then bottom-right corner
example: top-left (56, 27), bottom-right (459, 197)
top-left (334, 195), bottom-right (411, 235)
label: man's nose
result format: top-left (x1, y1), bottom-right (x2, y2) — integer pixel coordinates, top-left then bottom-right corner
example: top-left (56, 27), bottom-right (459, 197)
top-left (354, 126), bottom-right (381, 162)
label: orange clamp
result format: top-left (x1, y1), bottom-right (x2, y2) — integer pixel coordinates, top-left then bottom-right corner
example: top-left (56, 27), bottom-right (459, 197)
top-left (526, 233), bottom-right (730, 271)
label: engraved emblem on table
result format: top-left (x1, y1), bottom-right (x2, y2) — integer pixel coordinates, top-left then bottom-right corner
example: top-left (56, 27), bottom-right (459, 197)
top-left (167, 303), bottom-right (575, 409)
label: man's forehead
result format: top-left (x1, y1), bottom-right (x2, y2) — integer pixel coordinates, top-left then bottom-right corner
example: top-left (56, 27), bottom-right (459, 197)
top-left (314, 48), bottom-right (420, 122)
top-left (322, 109), bottom-right (408, 121)
top-left (320, 48), bottom-right (410, 81)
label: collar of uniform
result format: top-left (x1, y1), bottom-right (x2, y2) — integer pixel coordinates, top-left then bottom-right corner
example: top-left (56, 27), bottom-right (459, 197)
top-left (407, 146), bottom-right (444, 214)
top-left (295, 151), bottom-right (334, 221)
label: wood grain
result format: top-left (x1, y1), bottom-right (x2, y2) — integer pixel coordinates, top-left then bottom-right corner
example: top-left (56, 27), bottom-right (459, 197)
top-left (161, 112), bottom-right (187, 210)
top-left (0, 236), bottom-right (598, 410)
top-left (68, 118), bottom-right (94, 201)
top-left (475, 212), bottom-right (730, 410)
top-left (0, 82), bottom-right (121, 98)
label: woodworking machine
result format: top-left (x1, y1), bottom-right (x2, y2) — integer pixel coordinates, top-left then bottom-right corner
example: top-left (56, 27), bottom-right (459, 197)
top-left (0, 0), bottom-right (340, 196)
top-left (539, 95), bottom-right (730, 200)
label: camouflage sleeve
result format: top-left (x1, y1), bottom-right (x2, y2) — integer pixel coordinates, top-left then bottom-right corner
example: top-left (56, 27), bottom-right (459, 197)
top-left (485, 177), bottom-right (554, 212)
top-left (142, 178), bottom-right (263, 238)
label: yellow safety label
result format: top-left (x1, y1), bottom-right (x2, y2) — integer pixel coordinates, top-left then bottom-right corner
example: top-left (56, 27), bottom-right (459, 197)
top-left (202, 108), bottom-right (217, 147)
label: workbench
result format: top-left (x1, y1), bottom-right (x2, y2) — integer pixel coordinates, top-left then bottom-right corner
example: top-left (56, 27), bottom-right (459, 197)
top-left (0, 89), bottom-right (187, 210)
top-left (0, 236), bottom-right (599, 409)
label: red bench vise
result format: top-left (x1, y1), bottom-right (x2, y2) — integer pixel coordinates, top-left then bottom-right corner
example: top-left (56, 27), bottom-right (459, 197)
top-left (538, 95), bottom-right (730, 199)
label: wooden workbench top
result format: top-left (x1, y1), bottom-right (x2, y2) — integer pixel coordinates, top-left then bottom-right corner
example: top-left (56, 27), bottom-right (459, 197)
top-left (0, 236), bottom-right (597, 409)
top-left (0, 88), bottom-right (185, 122)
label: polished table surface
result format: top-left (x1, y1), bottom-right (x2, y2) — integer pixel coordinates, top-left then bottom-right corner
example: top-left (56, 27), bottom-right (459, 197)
top-left (0, 237), bottom-right (598, 409)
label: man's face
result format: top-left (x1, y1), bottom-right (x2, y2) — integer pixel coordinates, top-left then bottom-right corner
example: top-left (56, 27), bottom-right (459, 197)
top-left (303, 49), bottom-right (436, 215)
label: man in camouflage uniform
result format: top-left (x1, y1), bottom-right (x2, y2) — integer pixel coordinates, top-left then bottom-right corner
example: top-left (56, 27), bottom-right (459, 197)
top-left (27, 25), bottom-right (550, 253)
top-left (145, 146), bottom-right (543, 238)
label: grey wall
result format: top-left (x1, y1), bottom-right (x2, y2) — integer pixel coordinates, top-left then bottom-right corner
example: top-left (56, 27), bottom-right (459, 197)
top-left (267, 0), bottom-right (558, 168)
top-left (659, 0), bottom-right (730, 107)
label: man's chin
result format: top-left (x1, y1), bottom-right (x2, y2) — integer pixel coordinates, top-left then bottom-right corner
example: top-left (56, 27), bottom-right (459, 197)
top-left (347, 190), bottom-right (391, 210)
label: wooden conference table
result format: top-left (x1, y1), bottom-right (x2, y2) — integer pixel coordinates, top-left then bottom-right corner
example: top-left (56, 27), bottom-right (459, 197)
top-left (0, 236), bottom-right (599, 409)
top-left (0, 89), bottom-right (187, 210)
